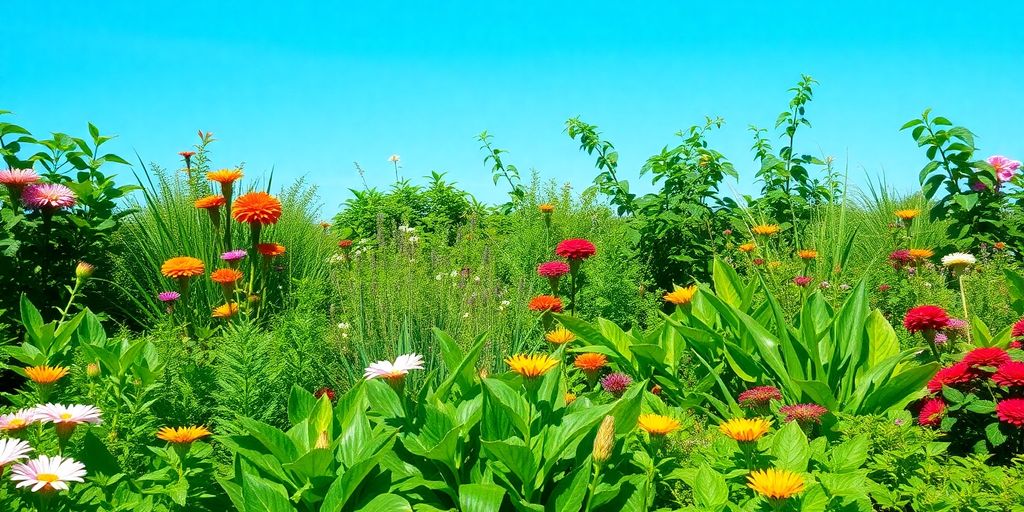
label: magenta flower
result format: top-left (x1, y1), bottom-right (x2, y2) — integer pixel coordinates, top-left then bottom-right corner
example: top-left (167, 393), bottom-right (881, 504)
top-left (537, 261), bottom-right (570, 278)
top-left (21, 183), bottom-right (76, 210)
top-left (600, 372), bottom-right (632, 397)
top-left (738, 386), bottom-right (782, 409)
top-left (779, 403), bottom-right (828, 424)
top-left (221, 249), bottom-right (247, 268)
top-left (988, 155), bottom-right (1021, 182)
top-left (972, 181), bottom-right (989, 192)
top-left (792, 276), bottom-right (812, 288)
top-left (157, 291), bottom-right (180, 302)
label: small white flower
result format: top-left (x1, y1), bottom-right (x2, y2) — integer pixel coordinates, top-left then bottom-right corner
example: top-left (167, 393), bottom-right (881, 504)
top-left (473, 276), bottom-right (481, 282)
top-left (462, 312), bottom-right (470, 318)
top-left (364, 353), bottom-right (424, 381)
top-left (450, 270), bottom-right (459, 278)
top-left (500, 300), bottom-right (511, 307)
top-left (941, 252), bottom-right (976, 269)
top-left (435, 274), bottom-right (443, 281)
top-left (0, 409), bottom-right (37, 433)
top-left (338, 322), bottom-right (351, 330)
top-left (408, 236), bottom-right (419, 244)
top-left (389, 154), bottom-right (401, 163)
top-left (341, 333), bottom-right (349, 339)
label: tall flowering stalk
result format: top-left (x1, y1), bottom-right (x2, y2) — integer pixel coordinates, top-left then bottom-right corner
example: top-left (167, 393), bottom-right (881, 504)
top-left (207, 169), bottom-right (243, 248)
top-left (942, 252), bottom-right (976, 344)
top-left (555, 238), bottom-right (596, 316)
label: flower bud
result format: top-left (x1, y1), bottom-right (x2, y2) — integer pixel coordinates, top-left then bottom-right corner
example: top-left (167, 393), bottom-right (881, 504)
top-left (76, 261), bottom-right (95, 280)
top-left (315, 430), bottom-right (330, 450)
top-left (86, 363), bottom-right (101, 379)
top-left (593, 415), bottom-right (615, 464)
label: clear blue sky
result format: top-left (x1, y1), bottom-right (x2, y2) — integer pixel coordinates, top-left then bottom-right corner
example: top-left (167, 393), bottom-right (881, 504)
top-left (7, 2), bottom-right (1022, 214)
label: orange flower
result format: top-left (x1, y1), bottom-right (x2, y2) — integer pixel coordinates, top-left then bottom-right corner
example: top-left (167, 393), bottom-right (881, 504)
top-left (194, 195), bottom-right (226, 209)
top-left (738, 242), bottom-right (756, 253)
top-left (257, 243), bottom-right (286, 257)
top-left (528, 295), bottom-right (563, 313)
top-left (161, 257), bottom-right (205, 279)
top-left (212, 303), bottom-right (239, 318)
top-left (210, 268), bottom-right (243, 284)
top-left (751, 224), bottom-right (780, 236)
top-left (232, 192), bottom-right (282, 225)
top-left (206, 168), bottom-right (243, 184)
top-left (995, 242), bottom-right (1007, 250)
top-left (157, 425), bottom-right (212, 444)
top-left (539, 203), bottom-right (555, 214)
top-left (894, 209), bottom-right (920, 221)
top-left (573, 353), bottom-right (608, 374)
top-left (908, 248), bottom-right (934, 260)
top-left (797, 249), bottom-right (817, 260)
top-left (565, 392), bottom-right (577, 405)
top-left (25, 365), bottom-right (69, 385)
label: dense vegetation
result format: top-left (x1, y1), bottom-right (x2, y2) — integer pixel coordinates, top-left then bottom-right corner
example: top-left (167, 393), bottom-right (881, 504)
top-left (1, 77), bottom-right (1023, 511)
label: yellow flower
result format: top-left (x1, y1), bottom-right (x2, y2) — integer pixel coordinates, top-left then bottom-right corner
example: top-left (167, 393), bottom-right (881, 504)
top-left (663, 285), bottom-right (697, 306)
top-left (25, 365), bottom-right (69, 385)
top-left (545, 328), bottom-right (576, 345)
top-left (637, 413), bottom-right (680, 436)
top-left (767, 261), bottom-right (782, 269)
top-left (212, 303), bottom-right (239, 318)
top-left (796, 249), bottom-right (817, 260)
top-left (751, 224), bottom-right (780, 236)
top-left (747, 468), bottom-right (805, 500)
top-left (894, 209), bottom-right (920, 221)
top-left (564, 392), bottom-right (577, 405)
top-left (505, 354), bottom-right (559, 378)
top-left (156, 425), bottom-right (212, 444)
top-left (908, 248), bottom-right (934, 260)
top-left (539, 203), bottom-right (555, 214)
top-left (738, 242), bottom-right (756, 253)
top-left (719, 417), bottom-right (772, 442)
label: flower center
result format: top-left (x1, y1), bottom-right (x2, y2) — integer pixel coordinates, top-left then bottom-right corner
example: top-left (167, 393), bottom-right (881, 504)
top-left (59, 413), bottom-right (72, 420)
top-left (7, 419), bottom-right (25, 428)
top-left (36, 473), bottom-right (59, 483)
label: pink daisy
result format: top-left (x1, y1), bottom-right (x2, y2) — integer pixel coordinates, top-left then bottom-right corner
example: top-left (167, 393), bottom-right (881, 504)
top-left (364, 353), bottom-right (424, 382)
top-left (22, 183), bottom-right (76, 210)
top-left (10, 455), bottom-right (86, 493)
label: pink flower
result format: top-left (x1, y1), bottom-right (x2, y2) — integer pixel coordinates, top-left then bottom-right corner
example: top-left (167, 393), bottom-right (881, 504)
top-left (738, 386), bottom-right (782, 408)
top-left (996, 398), bottom-right (1024, 428)
top-left (0, 168), bottom-right (40, 187)
top-left (988, 155), bottom-right (1021, 182)
top-left (537, 261), bottom-right (570, 278)
top-left (10, 455), bottom-right (86, 492)
top-left (555, 239), bottom-right (596, 261)
top-left (779, 403), bottom-right (828, 424)
top-left (972, 181), bottom-right (989, 192)
top-left (600, 372), bottom-right (632, 397)
top-left (157, 291), bottom-right (180, 302)
top-left (792, 276), bottom-right (812, 288)
top-left (21, 183), bottom-right (76, 210)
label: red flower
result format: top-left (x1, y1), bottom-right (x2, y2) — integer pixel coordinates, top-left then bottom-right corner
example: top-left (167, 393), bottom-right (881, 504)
top-left (903, 305), bottom-right (950, 334)
top-left (338, 239), bottom-right (353, 249)
top-left (779, 403), bottom-right (828, 424)
top-left (792, 276), bottom-right (812, 288)
top-left (314, 387), bottom-right (336, 401)
top-left (738, 386), bottom-right (782, 408)
top-left (650, 384), bottom-right (662, 396)
top-left (179, 151), bottom-right (195, 158)
top-left (995, 398), bottom-right (1024, 428)
top-left (993, 361), bottom-right (1024, 387)
top-left (927, 362), bottom-right (976, 394)
top-left (1012, 341), bottom-right (1023, 349)
top-left (918, 397), bottom-right (946, 427)
top-left (889, 249), bottom-right (912, 269)
top-left (961, 347), bottom-right (1010, 369)
top-left (1012, 317), bottom-right (1024, 338)
top-left (555, 239), bottom-right (596, 261)
top-left (528, 295), bottom-right (563, 313)
top-left (752, 258), bottom-right (765, 266)
top-left (878, 284), bottom-right (891, 292)
top-left (537, 261), bottom-right (570, 278)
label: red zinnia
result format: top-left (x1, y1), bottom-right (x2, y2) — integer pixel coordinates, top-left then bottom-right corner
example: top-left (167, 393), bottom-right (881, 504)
top-left (537, 261), bottom-right (570, 278)
top-left (903, 305), bottom-right (950, 334)
top-left (528, 295), bottom-right (563, 313)
top-left (992, 361), bottom-right (1024, 387)
top-left (779, 403), bottom-right (828, 424)
top-left (918, 397), bottom-right (946, 427)
top-left (737, 386), bottom-right (782, 408)
top-left (961, 347), bottom-right (1011, 370)
top-left (792, 276), bottom-right (812, 288)
top-left (995, 398), bottom-right (1024, 428)
top-left (555, 239), bottom-right (596, 260)
top-left (1012, 317), bottom-right (1024, 338)
top-left (338, 239), bottom-right (353, 249)
top-left (927, 361), bottom-right (976, 394)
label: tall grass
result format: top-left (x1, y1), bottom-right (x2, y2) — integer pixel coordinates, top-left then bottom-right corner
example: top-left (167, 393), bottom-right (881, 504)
top-left (105, 163), bottom-right (334, 330)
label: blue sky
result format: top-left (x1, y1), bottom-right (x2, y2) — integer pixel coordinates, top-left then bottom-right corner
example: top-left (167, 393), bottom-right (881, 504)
top-left (6, 2), bottom-right (1022, 214)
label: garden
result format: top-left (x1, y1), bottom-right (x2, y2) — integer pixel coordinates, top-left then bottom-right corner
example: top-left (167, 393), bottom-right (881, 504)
top-left (1, 76), bottom-right (1023, 511)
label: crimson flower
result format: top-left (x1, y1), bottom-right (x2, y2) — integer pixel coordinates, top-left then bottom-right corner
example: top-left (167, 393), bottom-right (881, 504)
top-left (995, 398), bottom-right (1024, 428)
top-left (779, 403), bottom-right (828, 424)
top-left (738, 386), bottom-right (782, 408)
top-left (555, 239), bottom-right (596, 261)
top-left (903, 305), bottom-right (950, 334)
top-left (927, 361), bottom-right (976, 394)
top-left (792, 276), bottom-right (812, 288)
top-left (1012, 317), bottom-right (1024, 338)
top-left (992, 361), bottom-right (1024, 387)
top-left (961, 347), bottom-right (1010, 370)
top-left (537, 261), bottom-right (570, 278)
top-left (918, 397), bottom-right (946, 427)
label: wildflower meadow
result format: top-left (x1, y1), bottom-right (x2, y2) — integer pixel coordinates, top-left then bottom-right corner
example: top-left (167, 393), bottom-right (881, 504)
top-left (3, 74), bottom-right (1024, 512)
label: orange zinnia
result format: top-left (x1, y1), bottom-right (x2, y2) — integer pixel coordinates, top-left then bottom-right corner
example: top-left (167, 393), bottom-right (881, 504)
top-left (157, 425), bottom-right (212, 444)
top-left (528, 295), bottom-right (563, 313)
top-left (738, 242), bottom-right (756, 253)
top-left (210, 268), bottom-right (243, 284)
top-left (232, 192), bottom-right (282, 225)
top-left (257, 243), bottom-right (286, 257)
top-left (574, 353), bottom-right (608, 374)
top-left (194, 195), bottom-right (226, 209)
top-left (161, 257), bottom-right (205, 279)
top-left (908, 248), bottom-right (934, 260)
top-left (212, 303), bottom-right (239, 318)
top-left (206, 168), bottom-right (243, 184)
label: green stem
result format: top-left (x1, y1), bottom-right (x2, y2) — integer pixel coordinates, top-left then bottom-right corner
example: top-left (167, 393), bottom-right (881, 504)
top-left (583, 464), bottom-right (602, 512)
top-left (958, 274), bottom-right (972, 345)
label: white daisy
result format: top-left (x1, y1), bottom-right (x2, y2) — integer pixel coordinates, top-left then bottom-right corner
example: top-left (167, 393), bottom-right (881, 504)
top-left (941, 252), bottom-right (976, 270)
top-left (0, 409), bottom-right (38, 433)
top-left (364, 354), bottom-right (424, 381)
top-left (0, 438), bottom-right (32, 467)
top-left (10, 455), bottom-right (86, 492)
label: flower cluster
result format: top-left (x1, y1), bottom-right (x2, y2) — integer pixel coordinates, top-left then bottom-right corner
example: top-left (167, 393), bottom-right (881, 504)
top-left (919, 345), bottom-right (1024, 433)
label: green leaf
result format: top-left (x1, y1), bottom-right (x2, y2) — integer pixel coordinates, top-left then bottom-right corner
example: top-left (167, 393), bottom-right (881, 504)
top-left (354, 494), bottom-right (411, 511)
top-left (828, 435), bottom-right (869, 472)
top-left (692, 465), bottom-right (728, 509)
top-left (546, 463), bottom-right (589, 512)
top-left (241, 473), bottom-right (294, 512)
top-left (460, 483), bottom-right (507, 512)
top-left (769, 421), bottom-right (810, 472)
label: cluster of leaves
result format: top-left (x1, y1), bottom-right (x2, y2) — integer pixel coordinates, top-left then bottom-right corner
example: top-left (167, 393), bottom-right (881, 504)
top-left (0, 111), bottom-right (136, 339)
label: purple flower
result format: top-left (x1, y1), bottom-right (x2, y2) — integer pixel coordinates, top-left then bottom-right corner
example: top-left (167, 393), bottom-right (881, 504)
top-left (600, 372), bottom-right (632, 397)
top-left (933, 332), bottom-right (949, 346)
top-left (157, 291), bottom-right (180, 302)
top-left (221, 249), bottom-right (247, 262)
